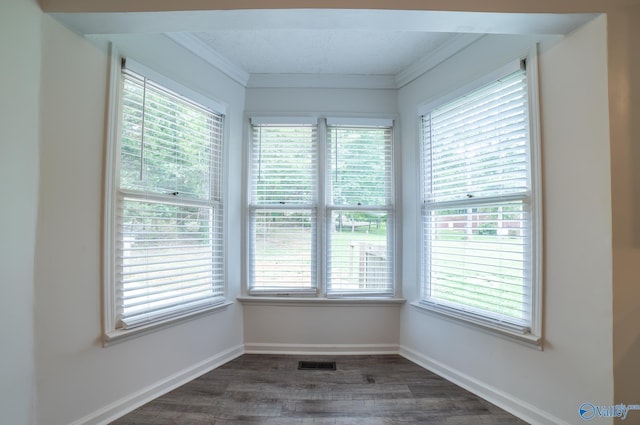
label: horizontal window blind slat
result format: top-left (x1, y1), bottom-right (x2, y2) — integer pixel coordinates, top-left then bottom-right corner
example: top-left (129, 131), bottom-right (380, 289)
top-left (327, 209), bottom-right (392, 294)
top-left (122, 116), bottom-right (221, 149)
top-left (121, 251), bottom-right (213, 265)
top-left (119, 249), bottom-right (211, 261)
top-left (430, 246), bottom-right (528, 261)
top-left (250, 208), bottom-right (316, 291)
top-left (430, 272), bottom-right (530, 301)
top-left (430, 91), bottom-right (526, 135)
top-left (122, 137), bottom-right (215, 164)
top-left (120, 264), bottom-right (214, 285)
top-left (429, 287), bottom-right (530, 318)
top-left (429, 277), bottom-right (531, 308)
top-left (121, 222), bottom-right (215, 230)
top-left (327, 126), bottom-right (392, 207)
top-left (121, 244), bottom-right (222, 254)
top-left (123, 70), bottom-right (222, 116)
top-left (428, 136), bottom-right (527, 169)
top-left (119, 283), bottom-right (222, 314)
top-left (120, 266), bottom-right (216, 285)
top-left (120, 286), bottom-right (223, 318)
top-left (432, 72), bottom-right (526, 117)
top-left (120, 274), bottom-right (224, 294)
top-left (430, 291), bottom-right (530, 316)
top-left (430, 244), bottom-right (528, 256)
top-left (430, 289), bottom-right (529, 313)
top-left (430, 257), bottom-right (525, 276)
top-left (430, 116), bottom-right (527, 149)
top-left (121, 283), bottom-right (218, 308)
top-left (429, 269), bottom-right (529, 297)
top-left (251, 124), bottom-right (317, 205)
top-left (426, 301), bottom-right (529, 328)
top-left (121, 297), bottom-right (224, 329)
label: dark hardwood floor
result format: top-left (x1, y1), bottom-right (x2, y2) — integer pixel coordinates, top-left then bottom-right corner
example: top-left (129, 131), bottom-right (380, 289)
top-left (110, 354), bottom-right (527, 425)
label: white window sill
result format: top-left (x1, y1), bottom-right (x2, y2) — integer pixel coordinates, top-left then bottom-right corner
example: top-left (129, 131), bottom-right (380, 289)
top-left (238, 296), bottom-right (406, 307)
top-left (410, 301), bottom-right (542, 349)
top-left (104, 301), bottom-right (234, 346)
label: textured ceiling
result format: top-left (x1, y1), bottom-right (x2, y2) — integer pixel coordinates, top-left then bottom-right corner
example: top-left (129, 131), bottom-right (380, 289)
top-left (192, 30), bottom-right (456, 76)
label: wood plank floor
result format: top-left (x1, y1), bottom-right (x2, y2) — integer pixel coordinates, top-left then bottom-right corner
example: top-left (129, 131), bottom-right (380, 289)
top-left (110, 354), bottom-right (528, 425)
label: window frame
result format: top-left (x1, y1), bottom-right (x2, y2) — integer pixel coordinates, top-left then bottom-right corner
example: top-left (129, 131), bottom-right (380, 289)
top-left (103, 46), bottom-right (231, 345)
top-left (415, 49), bottom-right (543, 345)
top-left (243, 115), bottom-right (400, 299)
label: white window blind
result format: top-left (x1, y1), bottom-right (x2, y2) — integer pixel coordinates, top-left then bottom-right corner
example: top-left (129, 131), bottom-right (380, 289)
top-left (249, 123), bottom-right (318, 292)
top-left (327, 124), bottom-right (394, 296)
top-left (117, 68), bottom-right (225, 329)
top-left (421, 66), bottom-right (535, 329)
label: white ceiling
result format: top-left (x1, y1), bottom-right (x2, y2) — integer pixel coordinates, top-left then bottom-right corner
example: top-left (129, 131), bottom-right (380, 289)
top-left (191, 30), bottom-right (457, 76)
top-left (54, 9), bottom-right (598, 88)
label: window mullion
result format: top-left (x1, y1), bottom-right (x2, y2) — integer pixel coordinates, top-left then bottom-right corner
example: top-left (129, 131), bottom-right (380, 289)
top-left (318, 118), bottom-right (327, 297)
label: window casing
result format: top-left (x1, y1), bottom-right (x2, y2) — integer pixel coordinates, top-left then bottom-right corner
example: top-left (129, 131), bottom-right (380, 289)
top-left (105, 57), bottom-right (227, 340)
top-left (247, 117), bottom-right (396, 298)
top-left (419, 57), bottom-right (542, 342)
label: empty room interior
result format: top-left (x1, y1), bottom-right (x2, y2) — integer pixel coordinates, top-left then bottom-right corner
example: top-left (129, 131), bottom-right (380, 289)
top-left (3, 0), bottom-right (640, 424)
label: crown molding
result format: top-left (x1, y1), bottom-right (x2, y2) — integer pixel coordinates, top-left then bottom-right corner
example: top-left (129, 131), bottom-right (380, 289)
top-left (166, 32), bottom-right (250, 87)
top-left (167, 31), bottom-right (484, 90)
top-left (395, 33), bottom-right (485, 88)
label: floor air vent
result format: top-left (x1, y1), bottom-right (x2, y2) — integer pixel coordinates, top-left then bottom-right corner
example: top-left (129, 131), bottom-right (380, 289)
top-left (298, 361), bottom-right (336, 370)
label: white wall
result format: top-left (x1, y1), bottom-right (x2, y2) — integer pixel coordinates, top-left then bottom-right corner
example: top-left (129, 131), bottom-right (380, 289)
top-left (34, 17), bottom-right (246, 425)
top-left (0, 0), bottom-right (41, 424)
top-left (242, 86), bottom-right (402, 353)
top-left (399, 18), bottom-right (612, 425)
top-left (246, 87), bottom-right (397, 116)
top-left (243, 301), bottom-right (402, 353)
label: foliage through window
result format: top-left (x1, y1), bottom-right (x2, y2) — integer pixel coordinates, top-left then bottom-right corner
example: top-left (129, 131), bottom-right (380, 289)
top-left (420, 60), bottom-right (541, 338)
top-left (111, 64), bottom-right (225, 330)
top-left (327, 123), bottom-right (394, 296)
top-left (247, 118), bottom-right (395, 297)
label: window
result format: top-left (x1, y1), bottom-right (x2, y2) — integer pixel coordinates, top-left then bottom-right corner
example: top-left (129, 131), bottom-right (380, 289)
top-left (419, 58), bottom-right (541, 342)
top-left (326, 120), bottom-right (394, 296)
top-left (105, 58), bottom-right (227, 340)
top-left (247, 117), bottom-right (396, 297)
top-left (248, 119), bottom-right (318, 293)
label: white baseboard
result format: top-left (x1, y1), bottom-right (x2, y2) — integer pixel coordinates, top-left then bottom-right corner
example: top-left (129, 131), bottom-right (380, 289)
top-left (70, 344), bottom-right (244, 425)
top-left (399, 345), bottom-right (570, 425)
top-left (244, 342), bottom-right (399, 355)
